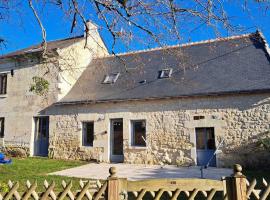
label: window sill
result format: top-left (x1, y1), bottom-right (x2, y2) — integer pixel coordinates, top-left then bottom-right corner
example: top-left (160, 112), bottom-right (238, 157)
top-left (129, 146), bottom-right (147, 150)
top-left (0, 94), bottom-right (7, 98)
top-left (80, 145), bottom-right (94, 149)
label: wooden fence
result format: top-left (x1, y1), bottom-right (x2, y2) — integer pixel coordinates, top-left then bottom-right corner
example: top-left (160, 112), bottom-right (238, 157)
top-left (0, 164), bottom-right (269, 200)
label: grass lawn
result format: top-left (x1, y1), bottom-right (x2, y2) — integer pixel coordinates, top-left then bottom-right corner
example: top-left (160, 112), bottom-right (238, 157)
top-left (0, 157), bottom-right (269, 194)
top-left (0, 157), bottom-right (88, 192)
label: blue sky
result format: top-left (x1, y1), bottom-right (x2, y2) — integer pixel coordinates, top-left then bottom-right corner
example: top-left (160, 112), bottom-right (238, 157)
top-left (0, 1), bottom-right (270, 55)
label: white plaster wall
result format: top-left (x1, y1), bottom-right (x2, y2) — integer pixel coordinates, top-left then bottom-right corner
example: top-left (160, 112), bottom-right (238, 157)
top-left (57, 33), bottom-right (108, 100)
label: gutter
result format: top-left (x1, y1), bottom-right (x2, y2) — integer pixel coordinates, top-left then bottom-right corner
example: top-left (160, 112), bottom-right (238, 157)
top-left (54, 88), bottom-right (270, 106)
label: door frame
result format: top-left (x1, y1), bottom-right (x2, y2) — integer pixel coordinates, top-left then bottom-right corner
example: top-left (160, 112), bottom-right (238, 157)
top-left (195, 127), bottom-right (217, 167)
top-left (109, 118), bottom-right (124, 163)
top-left (33, 116), bottom-right (49, 157)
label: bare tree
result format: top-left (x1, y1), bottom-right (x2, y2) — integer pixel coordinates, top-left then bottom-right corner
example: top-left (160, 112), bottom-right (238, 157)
top-left (1, 0), bottom-right (269, 56)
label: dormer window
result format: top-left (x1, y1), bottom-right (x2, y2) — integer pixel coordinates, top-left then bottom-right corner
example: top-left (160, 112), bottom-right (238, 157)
top-left (159, 68), bottom-right (173, 79)
top-left (0, 73), bottom-right (7, 94)
top-left (103, 73), bottom-right (120, 84)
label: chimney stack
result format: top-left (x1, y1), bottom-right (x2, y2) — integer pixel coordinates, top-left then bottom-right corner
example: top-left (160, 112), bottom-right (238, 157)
top-left (84, 20), bottom-right (98, 38)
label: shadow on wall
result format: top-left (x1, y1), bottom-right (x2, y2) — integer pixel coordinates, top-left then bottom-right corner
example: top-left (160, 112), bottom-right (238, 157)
top-left (39, 93), bottom-right (270, 116)
top-left (220, 130), bottom-right (270, 169)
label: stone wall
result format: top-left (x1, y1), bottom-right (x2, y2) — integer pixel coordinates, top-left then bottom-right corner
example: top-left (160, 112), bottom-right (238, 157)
top-left (1, 145), bottom-right (30, 157)
top-left (46, 93), bottom-right (270, 168)
top-left (0, 23), bottom-right (108, 155)
top-left (0, 56), bottom-right (60, 155)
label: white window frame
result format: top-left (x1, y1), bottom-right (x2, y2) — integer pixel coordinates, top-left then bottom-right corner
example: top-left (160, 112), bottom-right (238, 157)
top-left (82, 121), bottom-right (94, 147)
top-left (130, 120), bottom-right (147, 147)
top-left (103, 73), bottom-right (120, 84)
top-left (159, 68), bottom-right (173, 79)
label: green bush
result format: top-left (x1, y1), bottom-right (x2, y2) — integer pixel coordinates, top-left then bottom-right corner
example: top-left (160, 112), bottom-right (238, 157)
top-left (259, 136), bottom-right (270, 151)
top-left (0, 182), bottom-right (9, 193)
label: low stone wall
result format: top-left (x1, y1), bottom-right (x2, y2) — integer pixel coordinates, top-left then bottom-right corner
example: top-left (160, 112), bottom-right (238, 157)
top-left (1, 145), bottom-right (30, 158)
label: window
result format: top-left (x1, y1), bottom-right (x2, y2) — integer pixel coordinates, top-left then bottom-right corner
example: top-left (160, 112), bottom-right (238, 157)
top-left (35, 116), bottom-right (49, 139)
top-left (0, 74), bottom-right (7, 94)
top-left (195, 127), bottom-right (215, 150)
top-left (131, 120), bottom-right (146, 147)
top-left (82, 122), bottom-right (94, 146)
top-left (103, 73), bottom-right (120, 84)
top-left (0, 118), bottom-right (4, 138)
top-left (193, 116), bottom-right (205, 120)
top-left (159, 68), bottom-right (172, 79)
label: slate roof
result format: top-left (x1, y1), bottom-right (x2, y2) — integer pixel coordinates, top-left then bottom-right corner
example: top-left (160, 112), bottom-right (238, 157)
top-left (56, 32), bottom-right (270, 104)
top-left (0, 35), bottom-right (84, 59)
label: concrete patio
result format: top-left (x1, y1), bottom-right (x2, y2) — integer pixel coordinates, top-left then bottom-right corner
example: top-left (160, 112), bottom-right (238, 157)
top-left (50, 163), bottom-right (232, 180)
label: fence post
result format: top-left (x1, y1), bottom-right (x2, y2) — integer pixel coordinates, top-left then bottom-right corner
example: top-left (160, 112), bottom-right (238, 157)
top-left (106, 167), bottom-right (120, 200)
top-left (226, 164), bottom-right (247, 200)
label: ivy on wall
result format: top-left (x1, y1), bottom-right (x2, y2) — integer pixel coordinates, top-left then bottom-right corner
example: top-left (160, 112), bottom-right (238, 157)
top-left (29, 76), bottom-right (49, 95)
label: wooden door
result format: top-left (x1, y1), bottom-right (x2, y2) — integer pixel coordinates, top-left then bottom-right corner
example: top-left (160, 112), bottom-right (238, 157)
top-left (196, 127), bottom-right (216, 167)
top-left (110, 119), bottom-right (124, 162)
top-left (34, 116), bottom-right (49, 156)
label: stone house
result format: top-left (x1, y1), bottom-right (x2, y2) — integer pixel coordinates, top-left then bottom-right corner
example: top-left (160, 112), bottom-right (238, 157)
top-left (0, 21), bottom-right (108, 156)
top-left (0, 24), bottom-right (270, 168)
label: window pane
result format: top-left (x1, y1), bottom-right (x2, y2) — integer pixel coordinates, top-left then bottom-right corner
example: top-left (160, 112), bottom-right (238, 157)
top-left (41, 117), bottom-right (49, 138)
top-left (83, 122), bottom-right (94, 146)
top-left (0, 74), bottom-right (7, 94)
top-left (0, 75), bottom-right (3, 94)
top-left (196, 127), bottom-right (216, 150)
top-left (159, 68), bottom-right (172, 78)
top-left (206, 128), bottom-right (215, 150)
top-left (37, 117), bottom-right (49, 139)
top-left (2, 75), bottom-right (7, 94)
top-left (103, 73), bottom-right (120, 84)
top-left (0, 118), bottom-right (4, 138)
top-left (112, 120), bottom-right (123, 155)
top-left (196, 128), bottom-right (205, 149)
top-left (132, 121), bottom-right (146, 147)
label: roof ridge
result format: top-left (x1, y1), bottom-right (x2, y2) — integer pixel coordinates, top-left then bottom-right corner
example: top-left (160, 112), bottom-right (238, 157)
top-left (102, 32), bottom-right (255, 58)
top-left (46, 34), bottom-right (84, 44)
top-left (0, 35), bottom-right (85, 59)
top-left (19, 34), bottom-right (85, 50)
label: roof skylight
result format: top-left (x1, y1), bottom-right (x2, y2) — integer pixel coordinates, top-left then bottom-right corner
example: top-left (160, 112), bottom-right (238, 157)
top-left (159, 68), bottom-right (173, 79)
top-left (103, 72), bottom-right (120, 84)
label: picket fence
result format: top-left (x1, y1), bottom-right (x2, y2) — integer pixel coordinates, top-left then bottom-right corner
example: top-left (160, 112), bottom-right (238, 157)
top-left (0, 164), bottom-right (269, 200)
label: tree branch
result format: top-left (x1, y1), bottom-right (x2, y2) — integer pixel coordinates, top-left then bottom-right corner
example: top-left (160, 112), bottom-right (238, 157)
top-left (28, 0), bottom-right (47, 58)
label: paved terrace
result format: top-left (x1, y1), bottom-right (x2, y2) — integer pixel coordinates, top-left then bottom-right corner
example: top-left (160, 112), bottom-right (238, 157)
top-left (50, 163), bottom-right (232, 180)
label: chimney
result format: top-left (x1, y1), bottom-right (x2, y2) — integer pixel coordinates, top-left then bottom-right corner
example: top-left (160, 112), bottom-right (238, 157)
top-left (84, 20), bottom-right (98, 38)
top-left (83, 19), bottom-right (109, 56)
